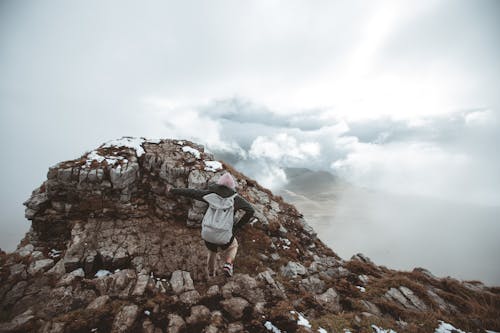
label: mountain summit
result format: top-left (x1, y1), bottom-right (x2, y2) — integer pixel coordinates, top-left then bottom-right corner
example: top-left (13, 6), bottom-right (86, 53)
top-left (0, 137), bottom-right (498, 333)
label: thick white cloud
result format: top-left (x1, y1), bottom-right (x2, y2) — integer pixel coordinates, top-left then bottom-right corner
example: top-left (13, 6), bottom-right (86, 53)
top-left (142, 97), bottom-right (500, 205)
top-left (249, 134), bottom-right (320, 162)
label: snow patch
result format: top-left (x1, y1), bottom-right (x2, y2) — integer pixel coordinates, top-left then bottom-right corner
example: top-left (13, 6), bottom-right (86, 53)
top-left (100, 136), bottom-right (161, 158)
top-left (290, 311), bottom-right (311, 328)
top-left (264, 321), bottom-right (282, 333)
top-left (204, 160), bottom-right (223, 172)
top-left (85, 150), bottom-right (125, 167)
top-left (356, 286), bottom-right (366, 292)
top-left (371, 324), bottom-right (397, 333)
top-left (435, 321), bottom-right (468, 333)
top-left (102, 137), bottom-right (146, 157)
top-left (318, 328), bottom-right (328, 333)
top-left (94, 270), bottom-right (111, 278)
top-left (144, 310), bottom-right (151, 316)
top-left (49, 249), bottom-right (62, 258)
top-left (182, 146), bottom-right (201, 159)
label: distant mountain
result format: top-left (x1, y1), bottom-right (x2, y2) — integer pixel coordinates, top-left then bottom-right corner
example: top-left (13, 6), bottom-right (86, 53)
top-left (283, 168), bottom-right (337, 194)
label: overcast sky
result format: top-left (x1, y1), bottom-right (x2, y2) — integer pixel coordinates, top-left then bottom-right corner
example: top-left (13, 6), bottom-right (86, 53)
top-left (1, 0), bottom-right (499, 256)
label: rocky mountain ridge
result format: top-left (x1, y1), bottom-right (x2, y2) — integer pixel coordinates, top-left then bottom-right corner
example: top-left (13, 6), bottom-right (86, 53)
top-left (0, 137), bottom-right (498, 333)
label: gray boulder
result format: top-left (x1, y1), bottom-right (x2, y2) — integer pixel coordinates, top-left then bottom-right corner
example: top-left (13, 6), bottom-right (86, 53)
top-left (167, 314), bottom-right (185, 333)
top-left (220, 297), bottom-right (250, 319)
top-left (28, 259), bottom-right (54, 275)
top-left (111, 304), bottom-right (139, 333)
top-left (186, 305), bottom-right (211, 325)
top-left (281, 261), bottom-right (307, 278)
top-left (170, 270), bottom-right (194, 294)
top-left (314, 288), bottom-right (341, 313)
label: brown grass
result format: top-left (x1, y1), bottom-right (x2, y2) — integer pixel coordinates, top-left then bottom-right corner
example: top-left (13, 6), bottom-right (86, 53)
top-left (344, 259), bottom-right (383, 278)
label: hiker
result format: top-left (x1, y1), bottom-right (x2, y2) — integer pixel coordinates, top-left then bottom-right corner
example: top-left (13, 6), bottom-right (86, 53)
top-left (169, 172), bottom-right (255, 277)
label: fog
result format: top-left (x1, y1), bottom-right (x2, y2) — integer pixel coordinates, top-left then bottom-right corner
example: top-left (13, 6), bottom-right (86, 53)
top-left (1, 0), bottom-right (499, 284)
top-left (279, 181), bottom-right (500, 286)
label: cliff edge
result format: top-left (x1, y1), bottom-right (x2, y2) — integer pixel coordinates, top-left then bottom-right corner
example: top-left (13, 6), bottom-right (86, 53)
top-left (0, 137), bottom-right (498, 333)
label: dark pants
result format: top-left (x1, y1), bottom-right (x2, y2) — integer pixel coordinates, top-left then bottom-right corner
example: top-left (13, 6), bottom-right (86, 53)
top-left (204, 235), bottom-right (235, 252)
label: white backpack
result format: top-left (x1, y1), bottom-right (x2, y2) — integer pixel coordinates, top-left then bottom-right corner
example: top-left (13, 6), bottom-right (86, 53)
top-left (201, 193), bottom-right (237, 245)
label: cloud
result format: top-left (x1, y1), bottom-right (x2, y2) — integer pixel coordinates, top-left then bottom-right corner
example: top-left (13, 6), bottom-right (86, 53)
top-left (145, 97), bottom-right (500, 205)
top-left (249, 133), bottom-right (320, 162)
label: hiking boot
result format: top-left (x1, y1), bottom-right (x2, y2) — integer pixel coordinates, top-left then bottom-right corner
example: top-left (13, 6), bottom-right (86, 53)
top-left (223, 262), bottom-right (233, 277)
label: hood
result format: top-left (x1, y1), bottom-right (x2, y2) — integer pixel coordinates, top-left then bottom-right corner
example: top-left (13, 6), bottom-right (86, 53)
top-left (208, 183), bottom-right (236, 198)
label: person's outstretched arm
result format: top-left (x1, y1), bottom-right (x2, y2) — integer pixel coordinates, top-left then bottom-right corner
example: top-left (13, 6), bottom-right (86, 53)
top-left (233, 195), bottom-right (255, 232)
top-left (169, 187), bottom-right (210, 202)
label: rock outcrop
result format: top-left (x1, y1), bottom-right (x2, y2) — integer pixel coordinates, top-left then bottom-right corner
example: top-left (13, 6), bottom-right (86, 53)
top-left (0, 137), bottom-right (499, 333)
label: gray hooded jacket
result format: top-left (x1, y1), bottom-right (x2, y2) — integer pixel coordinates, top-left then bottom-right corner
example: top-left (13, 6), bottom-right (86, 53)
top-left (169, 183), bottom-right (255, 232)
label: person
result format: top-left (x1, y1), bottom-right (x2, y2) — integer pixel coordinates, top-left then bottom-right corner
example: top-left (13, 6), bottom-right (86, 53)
top-left (169, 172), bottom-right (255, 278)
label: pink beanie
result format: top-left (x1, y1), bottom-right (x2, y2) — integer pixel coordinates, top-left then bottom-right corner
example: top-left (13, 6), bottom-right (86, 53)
top-left (217, 172), bottom-right (236, 190)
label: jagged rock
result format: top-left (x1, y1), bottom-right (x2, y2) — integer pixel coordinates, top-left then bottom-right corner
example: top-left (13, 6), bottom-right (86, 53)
top-left (16, 244), bottom-right (34, 257)
top-left (31, 251), bottom-right (44, 259)
top-left (221, 274), bottom-right (264, 304)
top-left (132, 274), bottom-right (151, 296)
top-left (2, 281), bottom-right (28, 307)
top-left (385, 287), bottom-right (415, 310)
top-left (86, 295), bottom-right (110, 310)
top-left (258, 253), bottom-right (269, 261)
top-left (170, 270), bottom-right (195, 294)
top-left (360, 300), bottom-right (382, 316)
top-left (333, 266), bottom-right (350, 278)
top-left (179, 290), bottom-right (201, 305)
top-left (57, 268), bottom-right (85, 286)
top-left (221, 281), bottom-right (238, 299)
top-left (141, 318), bottom-right (160, 333)
top-left (186, 305), bottom-right (211, 325)
top-left (0, 309), bottom-right (35, 332)
top-left (399, 286), bottom-right (427, 311)
top-left (281, 261), bottom-right (307, 278)
top-left (109, 161), bottom-right (140, 190)
top-left (206, 285), bottom-right (220, 298)
top-left (426, 288), bottom-right (457, 314)
top-left (112, 304), bottom-right (139, 333)
top-left (413, 267), bottom-right (437, 279)
top-left (227, 322), bottom-right (244, 333)
top-left (297, 217), bottom-right (317, 238)
top-left (314, 288), bottom-right (341, 313)
top-left (45, 259), bottom-right (66, 278)
top-left (23, 189), bottom-right (49, 217)
top-left (110, 269), bottom-right (137, 297)
top-left (28, 258), bottom-right (54, 275)
top-left (167, 314), bottom-right (186, 333)
top-left (62, 256), bottom-right (81, 273)
top-left (253, 302), bottom-right (266, 316)
top-left (351, 253), bottom-right (374, 265)
top-left (358, 274), bottom-right (369, 284)
top-left (220, 297), bottom-right (250, 319)
top-left (9, 263), bottom-right (27, 280)
top-left (270, 253), bottom-right (280, 261)
top-left (257, 270), bottom-right (286, 298)
top-left (204, 324), bottom-right (219, 333)
top-left (299, 276), bottom-right (325, 294)
top-left (40, 321), bottom-right (65, 333)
